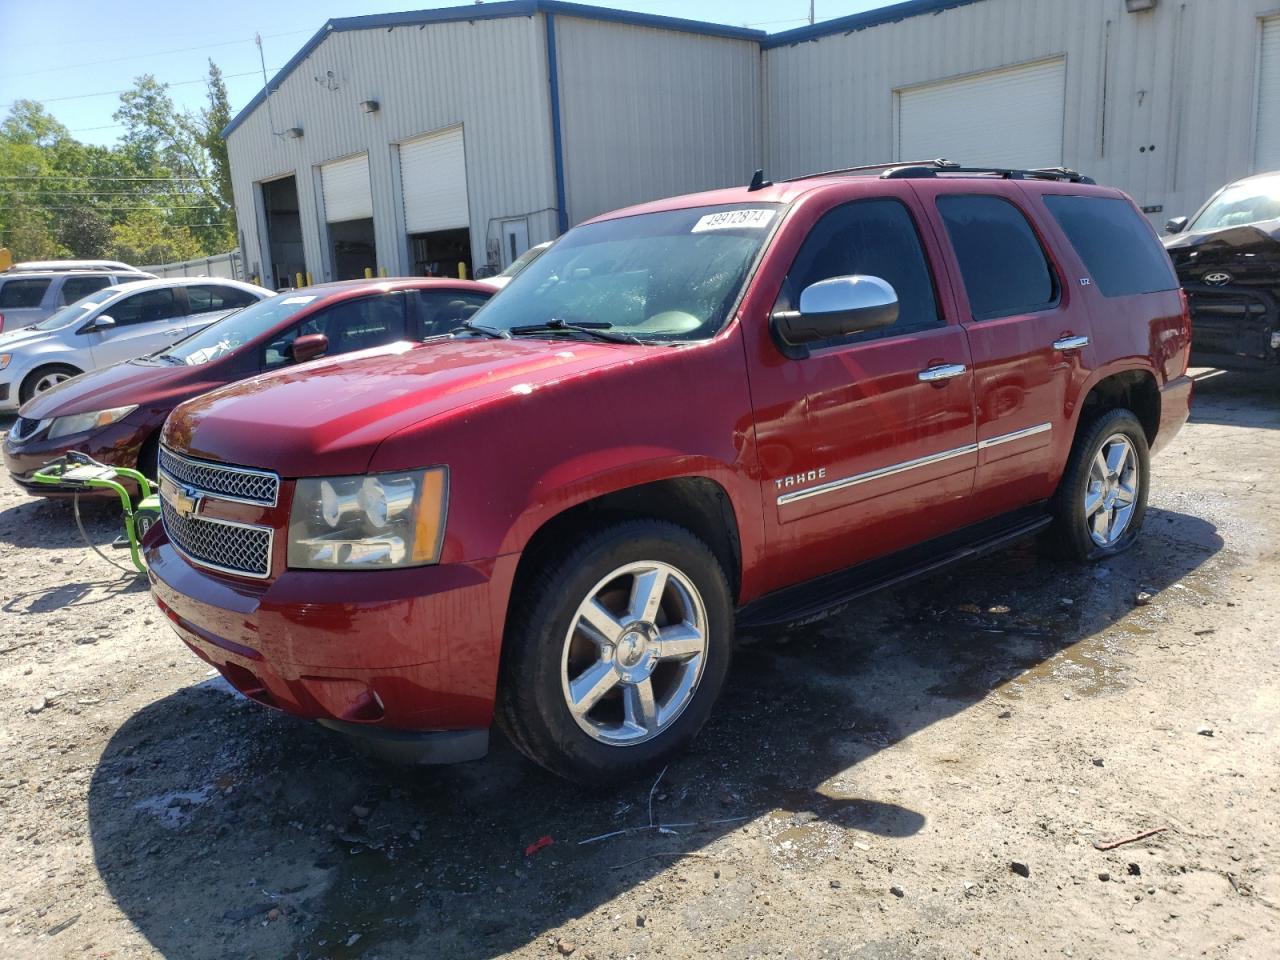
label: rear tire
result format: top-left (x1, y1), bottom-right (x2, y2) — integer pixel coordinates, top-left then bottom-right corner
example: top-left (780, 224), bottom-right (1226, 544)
top-left (497, 519), bottom-right (733, 786)
top-left (19, 364), bottom-right (81, 404)
top-left (1045, 408), bottom-right (1150, 561)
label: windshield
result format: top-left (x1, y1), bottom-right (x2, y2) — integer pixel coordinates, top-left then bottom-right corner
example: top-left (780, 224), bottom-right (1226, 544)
top-left (1190, 177), bottom-right (1280, 231)
top-left (157, 293), bottom-right (321, 365)
top-left (34, 287), bottom-right (121, 331)
top-left (470, 203), bottom-right (781, 342)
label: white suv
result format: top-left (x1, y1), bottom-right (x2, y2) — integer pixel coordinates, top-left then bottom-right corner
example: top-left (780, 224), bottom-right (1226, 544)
top-left (0, 276), bottom-right (271, 410)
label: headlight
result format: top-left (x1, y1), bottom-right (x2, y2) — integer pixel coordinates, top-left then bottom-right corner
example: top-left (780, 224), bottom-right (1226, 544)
top-left (0, 354), bottom-right (11, 370)
top-left (47, 405), bottom-right (137, 440)
top-left (287, 467), bottom-right (448, 570)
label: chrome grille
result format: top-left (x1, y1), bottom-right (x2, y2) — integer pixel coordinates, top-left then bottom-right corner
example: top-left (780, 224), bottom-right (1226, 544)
top-left (161, 499), bottom-right (272, 578)
top-left (159, 446), bottom-right (279, 505)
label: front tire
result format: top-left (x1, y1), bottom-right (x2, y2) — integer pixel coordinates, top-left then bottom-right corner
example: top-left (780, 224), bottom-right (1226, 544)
top-left (1046, 408), bottom-right (1150, 561)
top-left (20, 364), bottom-right (81, 404)
top-left (497, 520), bottom-right (733, 785)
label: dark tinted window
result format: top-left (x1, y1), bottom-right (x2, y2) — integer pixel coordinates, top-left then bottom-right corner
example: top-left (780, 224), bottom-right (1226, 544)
top-left (781, 198), bottom-right (940, 342)
top-left (262, 294), bottom-right (406, 367)
top-left (187, 284), bottom-right (260, 314)
top-left (0, 278), bottom-right (51, 308)
top-left (408, 289), bottom-right (491, 338)
top-left (109, 288), bottom-right (179, 326)
top-left (60, 276), bottom-right (112, 304)
top-left (937, 196), bottom-right (1057, 320)
top-left (1043, 195), bottom-right (1178, 297)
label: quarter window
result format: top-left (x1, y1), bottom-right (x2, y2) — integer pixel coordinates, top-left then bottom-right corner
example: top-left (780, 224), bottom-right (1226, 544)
top-left (780, 198), bottom-right (941, 344)
top-left (408, 289), bottom-right (492, 338)
top-left (187, 284), bottom-right (261, 314)
top-left (0, 278), bottom-right (51, 308)
top-left (1042, 195), bottom-right (1178, 297)
top-left (60, 276), bottom-right (112, 305)
top-left (109, 288), bottom-right (179, 326)
top-left (937, 195), bottom-right (1057, 320)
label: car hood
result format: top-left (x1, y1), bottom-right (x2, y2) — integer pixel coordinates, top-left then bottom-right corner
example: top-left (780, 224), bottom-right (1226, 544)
top-left (165, 337), bottom-right (641, 476)
top-left (19, 358), bottom-right (201, 419)
top-left (1163, 219), bottom-right (1280, 286)
top-left (0, 326), bottom-right (56, 352)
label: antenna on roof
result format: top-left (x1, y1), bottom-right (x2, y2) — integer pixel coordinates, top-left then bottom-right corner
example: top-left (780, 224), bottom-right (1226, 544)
top-left (748, 169), bottom-right (772, 192)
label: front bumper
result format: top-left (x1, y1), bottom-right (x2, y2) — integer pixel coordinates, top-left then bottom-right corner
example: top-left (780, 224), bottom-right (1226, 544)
top-left (3, 418), bottom-right (151, 496)
top-left (146, 527), bottom-right (519, 750)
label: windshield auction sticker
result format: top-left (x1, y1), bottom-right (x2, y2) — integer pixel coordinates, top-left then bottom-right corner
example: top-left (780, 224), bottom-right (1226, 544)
top-left (691, 209), bottom-right (775, 233)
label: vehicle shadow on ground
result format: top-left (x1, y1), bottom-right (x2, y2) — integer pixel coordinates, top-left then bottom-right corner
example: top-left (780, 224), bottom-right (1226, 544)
top-left (1186, 367), bottom-right (1280, 428)
top-left (86, 505), bottom-right (1222, 959)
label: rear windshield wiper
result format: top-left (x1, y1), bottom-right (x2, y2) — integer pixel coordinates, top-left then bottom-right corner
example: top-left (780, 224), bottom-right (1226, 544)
top-left (459, 319), bottom-right (510, 339)
top-left (508, 318), bottom-right (643, 345)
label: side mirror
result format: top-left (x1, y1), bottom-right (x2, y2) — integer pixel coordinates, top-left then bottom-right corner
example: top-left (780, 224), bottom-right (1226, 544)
top-left (1164, 216), bottom-right (1188, 235)
top-left (289, 333), bottom-right (329, 364)
top-left (80, 314), bottom-right (116, 334)
top-left (772, 275), bottom-right (899, 347)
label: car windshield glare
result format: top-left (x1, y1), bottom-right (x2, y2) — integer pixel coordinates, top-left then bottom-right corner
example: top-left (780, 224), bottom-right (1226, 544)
top-left (34, 288), bottom-right (120, 330)
top-left (469, 203), bottom-right (782, 342)
top-left (1190, 177), bottom-right (1280, 232)
top-left (160, 292), bottom-right (316, 365)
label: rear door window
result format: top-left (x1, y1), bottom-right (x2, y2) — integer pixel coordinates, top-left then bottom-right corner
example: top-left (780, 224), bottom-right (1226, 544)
top-left (60, 275), bottom-right (113, 305)
top-left (262, 294), bottom-right (407, 367)
top-left (186, 284), bottom-right (261, 314)
top-left (937, 195), bottom-right (1058, 320)
top-left (0, 278), bottom-right (51, 308)
top-left (1042, 195), bottom-right (1178, 297)
top-left (408, 289), bottom-right (492, 338)
top-left (780, 198), bottom-right (942, 345)
top-left (109, 288), bottom-right (180, 326)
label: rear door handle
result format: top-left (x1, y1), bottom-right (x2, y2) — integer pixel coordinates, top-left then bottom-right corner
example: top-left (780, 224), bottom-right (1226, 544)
top-left (917, 363), bottom-right (968, 383)
top-left (1053, 335), bottom-right (1089, 351)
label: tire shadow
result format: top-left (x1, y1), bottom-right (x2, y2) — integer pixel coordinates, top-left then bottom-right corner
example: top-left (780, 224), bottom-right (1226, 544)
top-left (86, 506), bottom-right (1222, 959)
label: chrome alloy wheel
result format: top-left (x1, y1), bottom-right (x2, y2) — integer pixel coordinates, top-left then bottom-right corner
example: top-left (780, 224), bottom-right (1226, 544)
top-left (1085, 433), bottom-right (1139, 547)
top-left (33, 371), bottom-right (73, 394)
top-left (560, 560), bottom-right (709, 746)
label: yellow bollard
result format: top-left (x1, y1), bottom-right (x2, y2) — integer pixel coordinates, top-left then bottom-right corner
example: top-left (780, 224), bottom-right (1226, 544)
top-left (379, 266), bottom-right (387, 278)
top-left (458, 261), bottom-right (467, 280)
top-left (295, 272), bottom-right (303, 289)
top-left (305, 272), bottom-right (313, 286)
top-left (364, 267), bottom-right (373, 279)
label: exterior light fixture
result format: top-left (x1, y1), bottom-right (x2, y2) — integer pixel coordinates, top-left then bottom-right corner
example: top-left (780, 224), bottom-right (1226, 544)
top-left (285, 127), bottom-right (304, 139)
top-left (1125, 0), bottom-right (1156, 11)
top-left (359, 100), bottom-right (380, 114)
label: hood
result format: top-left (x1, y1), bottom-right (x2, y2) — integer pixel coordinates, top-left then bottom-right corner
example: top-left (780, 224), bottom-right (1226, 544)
top-left (19, 358), bottom-right (201, 419)
top-left (165, 337), bottom-right (641, 476)
top-left (1163, 219), bottom-right (1280, 287)
top-left (0, 325), bottom-right (55, 352)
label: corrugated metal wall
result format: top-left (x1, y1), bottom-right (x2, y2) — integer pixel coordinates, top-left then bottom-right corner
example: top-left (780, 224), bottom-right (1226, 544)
top-left (226, 15), bottom-right (558, 287)
top-left (553, 15), bottom-right (762, 225)
top-left (763, 0), bottom-right (1280, 222)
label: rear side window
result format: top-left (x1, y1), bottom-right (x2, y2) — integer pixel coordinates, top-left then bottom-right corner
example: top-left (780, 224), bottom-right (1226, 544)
top-left (0, 278), bottom-right (51, 308)
top-left (408, 289), bottom-right (491, 338)
top-left (937, 195), bottom-right (1057, 320)
top-left (781, 198), bottom-right (941, 341)
top-left (186, 284), bottom-right (260, 314)
top-left (60, 275), bottom-right (113, 305)
top-left (1042, 195), bottom-right (1178, 297)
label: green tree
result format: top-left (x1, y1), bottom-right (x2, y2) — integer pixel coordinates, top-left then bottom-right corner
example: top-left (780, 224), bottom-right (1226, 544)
top-left (55, 207), bottom-right (112, 259)
top-left (198, 61), bottom-right (236, 236)
top-left (108, 209), bottom-right (205, 266)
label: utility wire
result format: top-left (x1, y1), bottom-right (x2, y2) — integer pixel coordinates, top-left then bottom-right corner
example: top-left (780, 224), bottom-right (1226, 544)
top-left (2, 67), bottom-right (280, 108)
top-left (0, 176), bottom-right (214, 182)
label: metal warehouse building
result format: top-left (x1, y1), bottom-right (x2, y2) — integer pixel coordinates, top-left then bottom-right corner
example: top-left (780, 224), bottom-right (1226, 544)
top-left (224, 0), bottom-right (1280, 288)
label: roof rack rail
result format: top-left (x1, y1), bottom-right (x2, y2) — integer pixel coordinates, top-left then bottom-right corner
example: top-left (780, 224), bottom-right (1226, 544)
top-left (780, 158), bottom-right (952, 183)
top-left (880, 160), bottom-right (1095, 184)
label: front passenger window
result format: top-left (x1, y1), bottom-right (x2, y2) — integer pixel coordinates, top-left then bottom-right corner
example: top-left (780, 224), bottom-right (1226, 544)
top-left (108, 288), bottom-right (179, 326)
top-left (262, 294), bottom-right (407, 368)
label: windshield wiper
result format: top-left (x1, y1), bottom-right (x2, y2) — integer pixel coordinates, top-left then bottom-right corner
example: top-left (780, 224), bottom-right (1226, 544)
top-left (459, 319), bottom-right (510, 339)
top-left (508, 318), bottom-right (643, 345)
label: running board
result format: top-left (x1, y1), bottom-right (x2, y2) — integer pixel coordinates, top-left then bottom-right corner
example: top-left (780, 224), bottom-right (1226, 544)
top-left (736, 505), bottom-right (1052, 629)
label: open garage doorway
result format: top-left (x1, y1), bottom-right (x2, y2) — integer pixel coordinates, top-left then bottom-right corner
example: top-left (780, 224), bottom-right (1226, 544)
top-left (400, 126), bottom-right (472, 278)
top-left (320, 154), bottom-right (378, 281)
top-left (329, 219), bottom-right (378, 281)
top-left (409, 228), bottom-right (471, 279)
top-left (261, 176), bottom-right (305, 290)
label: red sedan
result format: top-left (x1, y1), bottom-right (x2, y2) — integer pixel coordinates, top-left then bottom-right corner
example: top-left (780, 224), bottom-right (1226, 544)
top-left (3, 278), bottom-right (495, 495)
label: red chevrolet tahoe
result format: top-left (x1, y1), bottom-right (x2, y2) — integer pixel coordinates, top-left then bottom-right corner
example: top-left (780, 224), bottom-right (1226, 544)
top-left (146, 161), bottom-right (1193, 784)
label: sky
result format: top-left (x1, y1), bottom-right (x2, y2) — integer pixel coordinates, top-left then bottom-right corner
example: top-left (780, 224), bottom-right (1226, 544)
top-left (0, 0), bottom-right (890, 147)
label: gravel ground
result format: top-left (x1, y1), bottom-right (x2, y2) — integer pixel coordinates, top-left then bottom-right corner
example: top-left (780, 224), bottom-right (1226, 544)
top-left (0, 367), bottom-right (1277, 960)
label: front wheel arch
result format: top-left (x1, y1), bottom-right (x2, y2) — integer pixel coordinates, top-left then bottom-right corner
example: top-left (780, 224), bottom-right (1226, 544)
top-left (19, 363), bottom-right (83, 404)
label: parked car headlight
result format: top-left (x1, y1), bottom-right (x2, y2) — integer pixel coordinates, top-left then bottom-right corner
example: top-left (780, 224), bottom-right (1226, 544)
top-left (287, 468), bottom-right (448, 569)
top-left (47, 405), bottom-right (138, 440)
top-left (0, 354), bottom-right (11, 370)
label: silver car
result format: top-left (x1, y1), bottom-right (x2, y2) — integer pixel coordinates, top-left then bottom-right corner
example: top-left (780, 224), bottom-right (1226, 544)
top-left (0, 276), bottom-right (271, 411)
top-left (0, 267), bottom-right (155, 331)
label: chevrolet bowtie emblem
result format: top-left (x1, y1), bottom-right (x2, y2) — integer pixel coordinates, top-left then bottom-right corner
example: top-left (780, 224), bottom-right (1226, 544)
top-left (160, 475), bottom-right (204, 520)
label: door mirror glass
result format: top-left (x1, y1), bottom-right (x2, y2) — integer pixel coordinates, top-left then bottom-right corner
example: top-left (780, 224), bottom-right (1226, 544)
top-left (1164, 216), bottom-right (1188, 235)
top-left (773, 275), bottom-right (899, 346)
top-left (289, 332), bottom-right (329, 364)
top-left (81, 314), bottom-right (116, 334)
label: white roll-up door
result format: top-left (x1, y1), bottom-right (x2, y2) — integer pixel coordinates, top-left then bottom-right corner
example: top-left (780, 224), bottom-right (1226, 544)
top-left (897, 58), bottom-right (1067, 170)
top-left (1257, 17), bottom-right (1280, 171)
top-left (400, 126), bottom-right (470, 234)
top-left (320, 154), bottom-right (373, 223)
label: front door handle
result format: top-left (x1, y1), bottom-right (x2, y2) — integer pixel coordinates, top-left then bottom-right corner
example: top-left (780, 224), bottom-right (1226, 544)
top-left (1053, 335), bottom-right (1089, 351)
top-left (918, 363), bottom-right (968, 383)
